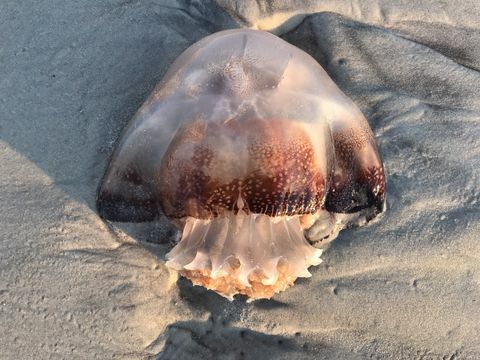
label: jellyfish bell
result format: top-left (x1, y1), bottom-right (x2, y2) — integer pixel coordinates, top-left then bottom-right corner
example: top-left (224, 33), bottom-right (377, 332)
top-left (97, 29), bottom-right (386, 300)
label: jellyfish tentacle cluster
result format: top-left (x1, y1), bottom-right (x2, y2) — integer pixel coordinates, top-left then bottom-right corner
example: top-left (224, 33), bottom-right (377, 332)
top-left (97, 29), bottom-right (386, 300)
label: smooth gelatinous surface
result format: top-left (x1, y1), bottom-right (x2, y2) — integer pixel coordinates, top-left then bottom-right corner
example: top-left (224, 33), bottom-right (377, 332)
top-left (97, 29), bottom-right (386, 299)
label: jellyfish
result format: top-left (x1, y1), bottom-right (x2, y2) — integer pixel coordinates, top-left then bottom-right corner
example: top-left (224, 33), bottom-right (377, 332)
top-left (97, 29), bottom-right (386, 300)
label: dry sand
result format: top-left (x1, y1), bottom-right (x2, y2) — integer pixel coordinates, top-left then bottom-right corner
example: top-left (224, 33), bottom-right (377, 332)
top-left (1, 0), bottom-right (479, 359)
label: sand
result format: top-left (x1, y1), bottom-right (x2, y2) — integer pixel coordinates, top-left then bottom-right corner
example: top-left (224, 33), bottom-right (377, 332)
top-left (1, 0), bottom-right (479, 359)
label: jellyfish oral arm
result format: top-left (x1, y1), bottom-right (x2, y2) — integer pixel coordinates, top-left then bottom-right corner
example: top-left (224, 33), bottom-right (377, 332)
top-left (165, 212), bottom-right (322, 300)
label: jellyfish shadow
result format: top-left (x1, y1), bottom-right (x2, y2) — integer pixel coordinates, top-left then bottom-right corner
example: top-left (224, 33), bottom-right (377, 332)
top-left (154, 317), bottom-right (301, 360)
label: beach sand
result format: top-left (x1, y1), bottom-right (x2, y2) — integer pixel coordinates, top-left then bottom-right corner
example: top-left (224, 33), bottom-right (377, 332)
top-left (1, 0), bottom-right (479, 358)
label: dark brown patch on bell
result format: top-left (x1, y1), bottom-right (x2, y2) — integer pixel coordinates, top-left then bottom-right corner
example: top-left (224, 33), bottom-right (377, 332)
top-left (158, 118), bottom-right (328, 219)
top-left (325, 165), bottom-right (385, 214)
top-left (97, 165), bottom-right (159, 222)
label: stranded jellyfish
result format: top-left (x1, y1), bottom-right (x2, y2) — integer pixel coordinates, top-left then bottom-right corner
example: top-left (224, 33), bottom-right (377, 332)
top-left (97, 29), bottom-right (386, 300)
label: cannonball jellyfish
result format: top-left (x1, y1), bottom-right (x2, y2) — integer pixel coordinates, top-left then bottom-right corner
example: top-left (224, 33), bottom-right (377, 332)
top-left (97, 29), bottom-right (386, 300)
